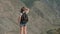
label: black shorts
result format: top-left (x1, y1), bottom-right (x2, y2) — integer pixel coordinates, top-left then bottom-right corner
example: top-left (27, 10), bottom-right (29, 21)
top-left (20, 21), bottom-right (27, 26)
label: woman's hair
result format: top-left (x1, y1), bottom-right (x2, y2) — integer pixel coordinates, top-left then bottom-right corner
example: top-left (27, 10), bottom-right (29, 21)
top-left (20, 7), bottom-right (25, 13)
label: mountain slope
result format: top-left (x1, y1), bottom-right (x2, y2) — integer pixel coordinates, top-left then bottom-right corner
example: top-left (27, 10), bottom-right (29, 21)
top-left (0, 0), bottom-right (60, 34)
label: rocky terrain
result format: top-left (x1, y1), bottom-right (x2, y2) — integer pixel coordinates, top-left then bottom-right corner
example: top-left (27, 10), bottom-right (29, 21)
top-left (0, 0), bottom-right (60, 34)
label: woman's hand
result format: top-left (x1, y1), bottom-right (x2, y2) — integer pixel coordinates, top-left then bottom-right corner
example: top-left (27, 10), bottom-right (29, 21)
top-left (25, 8), bottom-right (30, 14)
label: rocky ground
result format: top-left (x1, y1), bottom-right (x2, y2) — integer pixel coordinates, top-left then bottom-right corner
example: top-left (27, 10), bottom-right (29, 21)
top-left (0, 0), bottom-right (60, 34)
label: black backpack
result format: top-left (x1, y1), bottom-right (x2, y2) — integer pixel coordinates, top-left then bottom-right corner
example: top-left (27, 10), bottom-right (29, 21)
top-left (21, 13), bottom-right (28, 22)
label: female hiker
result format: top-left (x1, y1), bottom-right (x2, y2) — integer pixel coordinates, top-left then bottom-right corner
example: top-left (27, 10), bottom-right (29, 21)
top-left (18, 7), bottom-right (29, 34)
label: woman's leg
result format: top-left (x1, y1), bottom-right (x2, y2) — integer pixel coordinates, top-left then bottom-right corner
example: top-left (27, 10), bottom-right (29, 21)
top-left (20, 26), bottom-right (23, 34)
top-left (23, 25), bottom-right (27, 34)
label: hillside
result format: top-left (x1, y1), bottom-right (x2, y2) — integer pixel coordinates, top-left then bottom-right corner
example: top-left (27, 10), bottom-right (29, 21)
top-left (0, 0), bottom-right (60, 34)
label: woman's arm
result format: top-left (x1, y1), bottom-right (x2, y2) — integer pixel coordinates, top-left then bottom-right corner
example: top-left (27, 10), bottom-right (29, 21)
top-left (18, 16), bottom-right (21, 23)
top-left (25, 8), bottom-right (30, 14)
top-left (18, 13), bottom-right (22, 23)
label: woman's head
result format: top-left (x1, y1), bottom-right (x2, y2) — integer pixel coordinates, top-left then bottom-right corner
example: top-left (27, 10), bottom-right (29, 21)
top-left (20, 7), bottom-right (29, 14)
top-left (21, 7), bottom-right (26, 13)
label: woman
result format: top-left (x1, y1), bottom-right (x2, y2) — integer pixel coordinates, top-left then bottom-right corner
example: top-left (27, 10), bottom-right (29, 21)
top-left (18, 7), bottom-right (29, 34)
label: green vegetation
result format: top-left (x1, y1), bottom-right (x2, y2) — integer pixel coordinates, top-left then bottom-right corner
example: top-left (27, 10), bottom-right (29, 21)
top-left (20, 0), bottom-right (37, 8)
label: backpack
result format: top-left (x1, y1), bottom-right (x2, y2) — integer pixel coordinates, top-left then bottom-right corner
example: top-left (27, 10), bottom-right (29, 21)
top-left (21, 13), bottom-right (28, 22)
